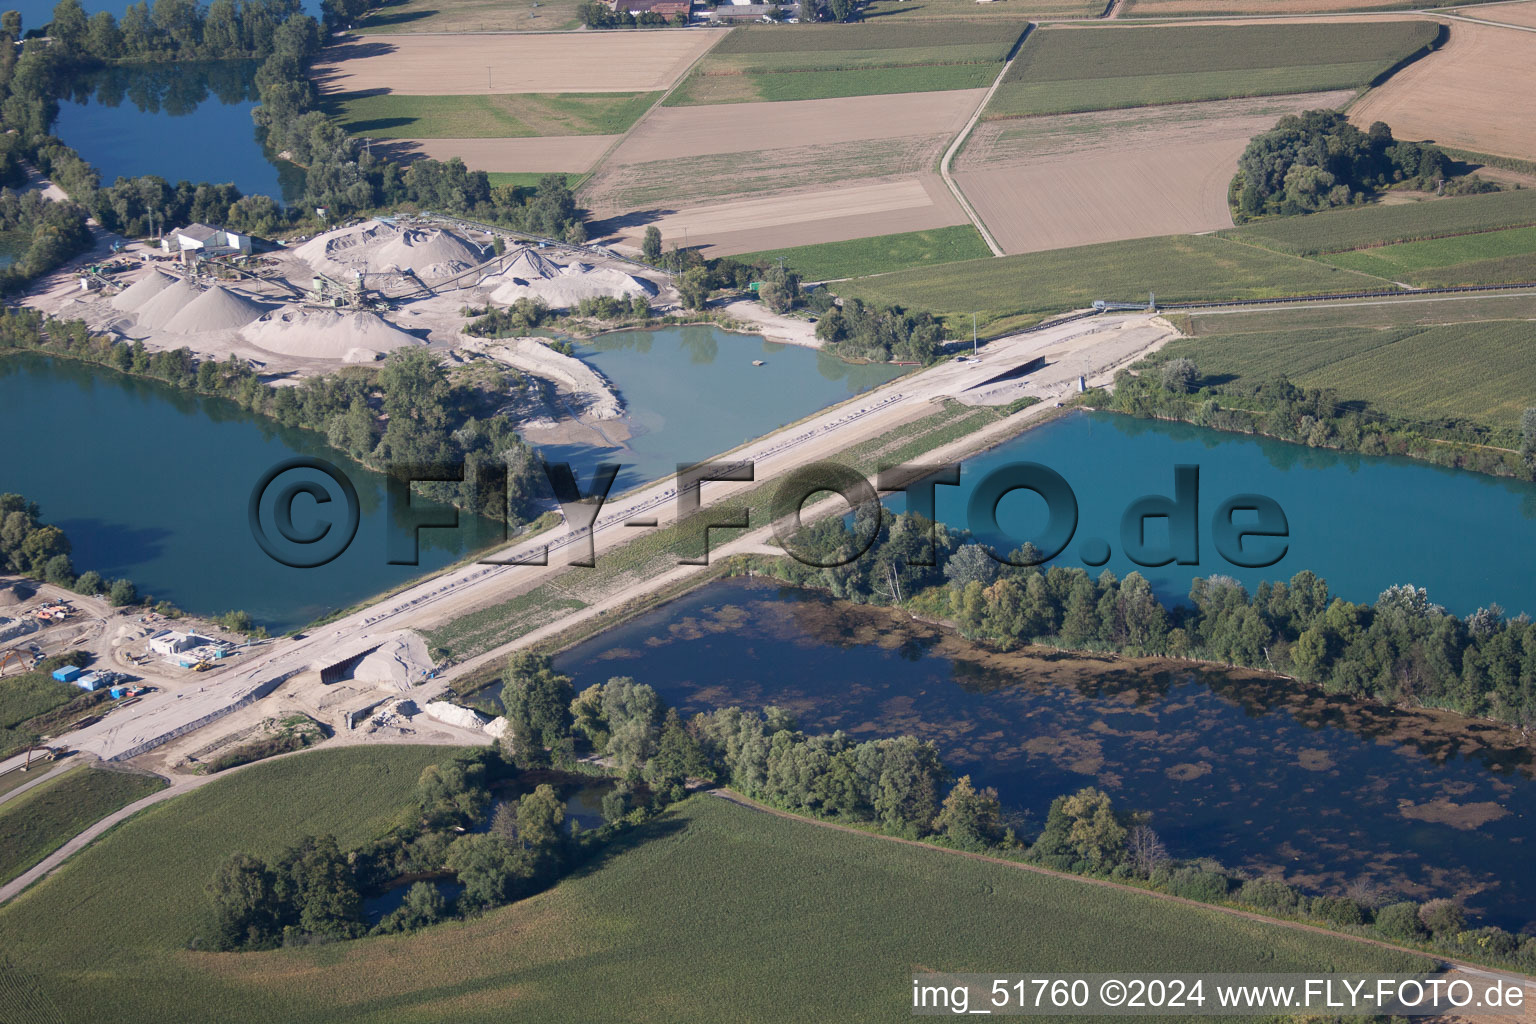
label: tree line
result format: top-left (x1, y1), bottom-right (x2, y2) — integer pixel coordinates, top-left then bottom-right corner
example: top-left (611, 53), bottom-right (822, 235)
top-left (0, 306), bottom-right (548, 524)
top-left (1, 492), bottom-right (139, 605)
top-left (1235, 110), bottom-right (1500, 221)
top-left (1110, 357), bottom-right (1536, 482)
top-left (762, 504), bottom-right (1536, 728)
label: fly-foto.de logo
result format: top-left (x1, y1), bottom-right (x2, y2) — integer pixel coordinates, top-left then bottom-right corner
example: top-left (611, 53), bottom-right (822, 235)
top-left (248, 458), bottom-right (1289, 571)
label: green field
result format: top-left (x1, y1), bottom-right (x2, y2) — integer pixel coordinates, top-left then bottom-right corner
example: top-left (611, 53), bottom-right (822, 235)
top-left (834, 234), bottom-right (1393, 333)
top-left (0, 759), bottom-right (1428, 1023)
top-left (1156, 320), bottom-right (1536, 431)
top-left (0, 673), bottom-right (76, 732)
top-left (1183, 291), bottom-right (1536, 334)
top-left (485, 171), bottom-right (589, 191)
top-left (325, 91), bottom-right (658, 139)
top-left (735, 225), bottom-right (992, 280)
top-left (984, 21), bottom-right (1439, 116)
top-left (667, 21), bottom-right (1026, 105)
top-left (1320, 225), bottom-right (1536, 282)
top-left (1224, 188), bottom-right (1536, 256)
top-left (0, 764), bottom-right (165, 885)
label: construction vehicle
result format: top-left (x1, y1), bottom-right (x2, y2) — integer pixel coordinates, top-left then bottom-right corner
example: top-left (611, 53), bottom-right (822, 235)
top-left (0, 649), bottom-right (30, 676)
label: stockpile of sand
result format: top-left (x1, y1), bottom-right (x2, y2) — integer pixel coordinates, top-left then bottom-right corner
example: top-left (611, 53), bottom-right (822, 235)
top-left (293, 219), bottom-right (400, 277)
top-left (242, 306), bottom-right (425, 360)
top-left (485, 251), bottom-right (656, 309)
top-left (348, 631), bottom-right (435, 690)
top-left (111, 269), bottom-right (179, 311)
top-left (132, 278), bottom-right (204, 329)
top-left (164, 286), bottom-right (273, 334)
top-left (369, 228), bottom-right (484, 280)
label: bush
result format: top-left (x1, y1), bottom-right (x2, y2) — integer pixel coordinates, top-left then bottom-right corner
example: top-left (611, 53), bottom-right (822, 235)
top-left (1238, 878), bottom-right (1301, 914)
top-left (1375, 901), bottom-right (1427, 941)
top-left (1309, 895), bottom-right (1365, 928)
top-left (1418, 898), bottom-right (1465, 936)
top-left (1163, 866), bottom-right (1231, 903)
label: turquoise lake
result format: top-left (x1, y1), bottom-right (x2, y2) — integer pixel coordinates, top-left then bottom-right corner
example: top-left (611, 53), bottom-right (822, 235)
top-left (540, 327), bottom-right (905, 492)
top-left (0, 353), bottom-right (502, 631)
top-left (891, 411), bottom-right (1536, 617)
top-left (52, 62), bottom-right (304, 201)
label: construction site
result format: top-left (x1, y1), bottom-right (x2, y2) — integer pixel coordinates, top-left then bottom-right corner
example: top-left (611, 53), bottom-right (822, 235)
top-left (24, 216), bottom-right (671, 419)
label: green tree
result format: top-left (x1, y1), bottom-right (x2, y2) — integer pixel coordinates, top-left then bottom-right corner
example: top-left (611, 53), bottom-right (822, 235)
top-left (1161, 357), bottom-right (1199, 393)
top-left (500, 652), bottom-right (575, 766)
top-left (515, 783), bottom-right (565, 852)
top-left (677, 266), bottom-right (711, 310)
top-left (642, 225), bottom-right (662, 262)
top-left (936, 775), bottom-right (1005, 850)
top-left (446, 833), bottom-right (528, 909)
top-left (206, 852), bottom-right (276, 950)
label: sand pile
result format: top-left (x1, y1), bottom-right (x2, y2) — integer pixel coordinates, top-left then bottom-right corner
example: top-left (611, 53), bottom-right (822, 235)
top-left (242, 306), bottom-right (425, 360)
top-left (132, 278), bottom-right (203, 329)
top-left (423, 701), bottom-right (491, 731)
top-left (111, 269), bottom-right (179, 311)
top-left (348, 631), bottom-right (435, 690)
top-left (293, 219), bottom-right (400, 277)
top-left (485, 251), bottom-right (656, 309)
top-left (369, 228), bottom-right (484, 279)
top-left (0, 583), bottom-right (24, 607)
top-left (164, 286), bottom-right (273, 334)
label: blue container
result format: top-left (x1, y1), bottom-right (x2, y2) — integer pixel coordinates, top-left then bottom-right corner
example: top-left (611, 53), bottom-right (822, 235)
top-left (74, 673), bottom-right (101, 692)
top-left (51, 666), bottom-right (81, 682)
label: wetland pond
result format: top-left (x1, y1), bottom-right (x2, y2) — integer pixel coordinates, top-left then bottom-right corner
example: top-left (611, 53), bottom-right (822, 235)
top-left (549, 576), bottom-right (1536, 933)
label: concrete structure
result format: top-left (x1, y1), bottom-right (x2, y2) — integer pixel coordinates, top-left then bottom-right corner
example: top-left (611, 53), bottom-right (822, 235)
top-left (162, 223), bottom-right (252, 256)
top-left (148, 630), bottom-right (210, 656)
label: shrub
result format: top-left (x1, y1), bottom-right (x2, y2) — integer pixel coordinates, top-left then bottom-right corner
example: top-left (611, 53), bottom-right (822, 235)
top-left (1418, 898), bottom-right (1465, 936)
top-left (1238, 878), bottom-right (1301, 914)
top-left (1375, 901), bottom-right (1427, 941)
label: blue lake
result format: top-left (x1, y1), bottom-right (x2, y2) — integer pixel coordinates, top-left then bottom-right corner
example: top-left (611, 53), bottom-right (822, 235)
top-left (52, 62), bottom-right (304, 201)
top-left (553, 576), bottom-right (1536, 933)
top-left (892, 411), bottom-right (1536, 618)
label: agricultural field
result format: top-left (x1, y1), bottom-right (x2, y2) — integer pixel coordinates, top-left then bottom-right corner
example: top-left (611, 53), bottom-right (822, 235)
top-left (354, 0), bottom-right (588, 33)
top-left (0, 673), bottom-right (79, 760)
top-left (379, 137), bottom-right (620, 174)
top-left (1349, 21), bottom-right (1536, 162)
top-left (1154, 320), bottom-right (1536, 431)
top-left (0, 764), bottom-right (165, 884)
top-left (1122, 0), bottom-right (1445, 13)
top-left (0, 771), bottom-right (1427, 1023)
top-left (734, 224), bottom-right (992, 280)
top-left (580, 89), bottom-right (978, 250)
top-left (602, 177), bottom-right (968, 258)
top-left (983, 21), bottom-right (1440, 116)
top-left (310, 31), bottom-right (725, 97)
top-left (1451, 0), bottom-right (1536, 27)
top-left (666, 21), bottom-right (1026, 105)
top-left (1318, 225), bottom-right (1536, 282)
top-left (834, 234), bottom-right (1393, 332)
top-left (324, 92), bottom-right (659, 139)
top-left (1182, 291), bottom-right (1536, 334)
top-left (954, 92), bottom-right (1353, 254)
top-left (1223, 187), bottom-right (1536, 254)
top-left (858, 0), bottom-right (1108, 16)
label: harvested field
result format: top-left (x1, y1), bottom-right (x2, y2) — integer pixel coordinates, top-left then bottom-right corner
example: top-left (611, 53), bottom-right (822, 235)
top-left (311, 31), bottom-right (725, 96)
top-left (1450, 0), bottom-right (1536, 27)
top-left (956, 92), bottom-right (1353, 254)
top-left (602, 177), bottom-right (969, 257)
top-left (858, 0), bottom-right (1106, 15)
top-left (378, 136), bottom-right (620, 173)
top-left (985, 21), bottom-right (1440, 116)
top-left (1349, 22), bottom-right (1536, 161)
top-left (356, 0), bottom-right (588, 32)
top-left (581, 90), bottom-right (980, 214)
top-left (1123, 0), bottom-right (1443, 13)
top-left (667, 21), bottom-right (1025, 105)
top-left (604, 88), bottom-right (980, 163)
top-left (324, 91), bottom-right (657, 138)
